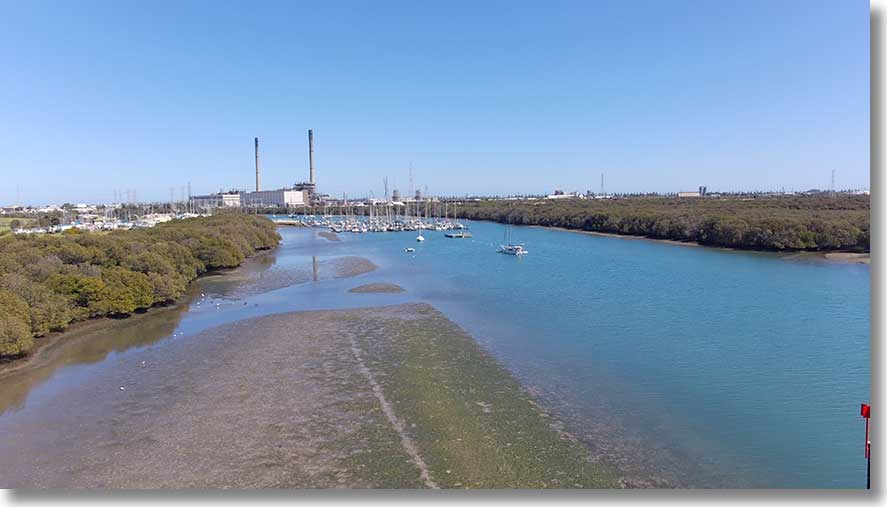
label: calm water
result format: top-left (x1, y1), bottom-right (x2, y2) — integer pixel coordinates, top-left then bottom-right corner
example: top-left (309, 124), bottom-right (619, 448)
top-left (0, 220), bottom-right (870, 488)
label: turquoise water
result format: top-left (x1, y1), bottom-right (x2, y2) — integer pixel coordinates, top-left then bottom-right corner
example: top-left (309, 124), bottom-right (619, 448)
top-left (270, 220), bottom-right (870, 488)
top-left (0, 220), bottom-right (870, 488)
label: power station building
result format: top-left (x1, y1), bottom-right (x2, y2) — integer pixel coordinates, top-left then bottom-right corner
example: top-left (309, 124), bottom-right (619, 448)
top-left (191, 130), bottom-right (317, 210)
top-left (240, 188), bottom-right (308, 207)
top-left (190, 191), bottom-right (243, 208)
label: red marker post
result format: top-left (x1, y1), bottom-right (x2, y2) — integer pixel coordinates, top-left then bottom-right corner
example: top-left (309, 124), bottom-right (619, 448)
top-left (861, 403), bottom-right (871, 489)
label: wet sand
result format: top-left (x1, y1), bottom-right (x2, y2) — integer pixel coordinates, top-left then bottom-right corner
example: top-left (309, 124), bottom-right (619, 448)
top-left (348, 283), bottom-right (405, 294)
top-left (0, 304), bottom-right (617, 489)
top-left (318, 231), bottom-right (341, 241)
top-left (822, 252), bottom-right (870, 264)
top-left (207, 255), bottom-right (378, 298)
top-left (330, 256), bottom-right (377, 278)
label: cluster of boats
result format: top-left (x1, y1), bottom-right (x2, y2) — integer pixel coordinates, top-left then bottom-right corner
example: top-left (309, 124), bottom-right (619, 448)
top-left (282, 213), bottom-right (526, 256)
top-left (292, 199), bottom-right (473, 236)
top-left (313, 218), bottom-right (472, 235)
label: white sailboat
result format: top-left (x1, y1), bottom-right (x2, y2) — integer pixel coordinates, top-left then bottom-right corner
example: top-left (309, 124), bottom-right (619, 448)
top-left (413, 194), bottom-right (425, 241)
top-left (498, 224), bottom-right (527, 255)
top-left (444, 202), bottom-right (472, 237)
top-left (498, 243), bottom-right (527, 255)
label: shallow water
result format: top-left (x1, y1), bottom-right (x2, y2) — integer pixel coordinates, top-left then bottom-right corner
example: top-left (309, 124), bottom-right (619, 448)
top-left (0, 220), bottom-right (870, 488)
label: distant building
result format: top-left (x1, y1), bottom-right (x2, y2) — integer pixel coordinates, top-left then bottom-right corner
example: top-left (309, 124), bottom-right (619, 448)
top-left (546, 193), bottom-right (580, 199)
top-left (678, 191), bottom-right (702, 198)
top-left (190, 192), bottom-right (242, 208)
top-left (190, 187), bottom-right (310, 209)
top-left (240, 188), bottom-right (308, 207)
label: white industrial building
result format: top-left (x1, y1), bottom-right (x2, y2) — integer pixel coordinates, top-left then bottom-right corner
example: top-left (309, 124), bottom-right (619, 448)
top-left (190, 188), bottom-right (309, 210)
top-left (190, 192), bottom-right (242, 208)
top-left (240, 188), bottom-right (308, 207)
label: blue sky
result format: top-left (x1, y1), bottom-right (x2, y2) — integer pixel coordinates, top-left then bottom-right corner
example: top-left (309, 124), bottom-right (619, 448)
top-left (0, 0), bottom-right (870, 204)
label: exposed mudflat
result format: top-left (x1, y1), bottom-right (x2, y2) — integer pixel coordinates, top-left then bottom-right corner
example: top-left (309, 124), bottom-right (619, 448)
top-left (318, 231), bottom-right (341, 242)
top-left (207, 255), bottom-right (378, 298)
top-left (0, 304), bottom-right (617, 489)
top-left (348, 283), bottom-right (405, 294)
top-left (823, 252), bottom-right (870, 264)
top-left (329, 256), bottom-right (377, 278)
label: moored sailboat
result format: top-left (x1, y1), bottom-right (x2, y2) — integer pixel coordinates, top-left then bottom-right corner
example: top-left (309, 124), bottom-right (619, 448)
top-left (498, 223), bottom-right (527, 255)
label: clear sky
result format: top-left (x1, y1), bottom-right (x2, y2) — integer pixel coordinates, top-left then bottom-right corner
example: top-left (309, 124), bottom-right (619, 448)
top-left (0, 0), bottom-right (870, 204)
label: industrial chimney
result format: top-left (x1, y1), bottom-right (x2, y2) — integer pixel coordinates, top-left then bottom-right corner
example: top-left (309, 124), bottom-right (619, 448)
top-left (308, 129), bottom-right (315, 186)
top-left (254, 137), bottom-right (261, 192)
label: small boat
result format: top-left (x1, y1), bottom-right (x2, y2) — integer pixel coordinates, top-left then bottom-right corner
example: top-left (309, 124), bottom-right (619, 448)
top-left (498, 224), bottom-right (526, 255)
top-left (444, 230), bottom-right (472, 238)
top-left (416, 234), bottom-right (425, 242)
top-left (404, 247), bottom-right (416, 253)
top-left (498, 243), bottom-right (527, 256)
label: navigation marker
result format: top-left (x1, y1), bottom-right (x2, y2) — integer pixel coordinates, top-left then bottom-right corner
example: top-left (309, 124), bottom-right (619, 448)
top-left (861, 403), bottom-right (871, 489)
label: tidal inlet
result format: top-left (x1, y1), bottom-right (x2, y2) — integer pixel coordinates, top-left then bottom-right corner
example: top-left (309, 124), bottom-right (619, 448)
top-left (0, 0), bottom-right (871, 496)
top-left (0, 218), bottom-right (870, 489)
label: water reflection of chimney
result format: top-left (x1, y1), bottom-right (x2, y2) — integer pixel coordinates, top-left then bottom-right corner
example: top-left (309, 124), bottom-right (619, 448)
top-left (312, 256), bottom-right (318, 282)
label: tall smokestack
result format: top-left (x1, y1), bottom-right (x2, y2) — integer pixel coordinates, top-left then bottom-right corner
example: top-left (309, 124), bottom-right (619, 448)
top-left (308, 129), bottom-right (315, 186)
top-left (255, 137), bottom-right (260, 192)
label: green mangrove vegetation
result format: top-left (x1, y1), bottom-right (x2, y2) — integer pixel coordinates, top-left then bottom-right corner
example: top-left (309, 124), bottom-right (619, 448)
top-left (0, 213), bottom-right (280, 359)
top-left (458, 194), bottom-right (870, 252)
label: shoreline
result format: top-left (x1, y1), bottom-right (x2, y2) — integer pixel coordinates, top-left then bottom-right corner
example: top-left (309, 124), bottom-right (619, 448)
top-left (526, 225), bottom-right (870, 264)
top-left (0, 302), bottom-right (182, 377)
top-left (0, 248), bottom-right (277, 375)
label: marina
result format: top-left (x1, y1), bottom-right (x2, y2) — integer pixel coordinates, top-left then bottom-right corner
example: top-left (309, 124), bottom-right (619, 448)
top-left (284, 201), bottom-right (471, 234)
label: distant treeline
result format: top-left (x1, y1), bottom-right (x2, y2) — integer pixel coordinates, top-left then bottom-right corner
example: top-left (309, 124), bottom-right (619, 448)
top-left (0, 214), bottom-right (280, 359)
top-left (458, 195), bottom-right (870, 253)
